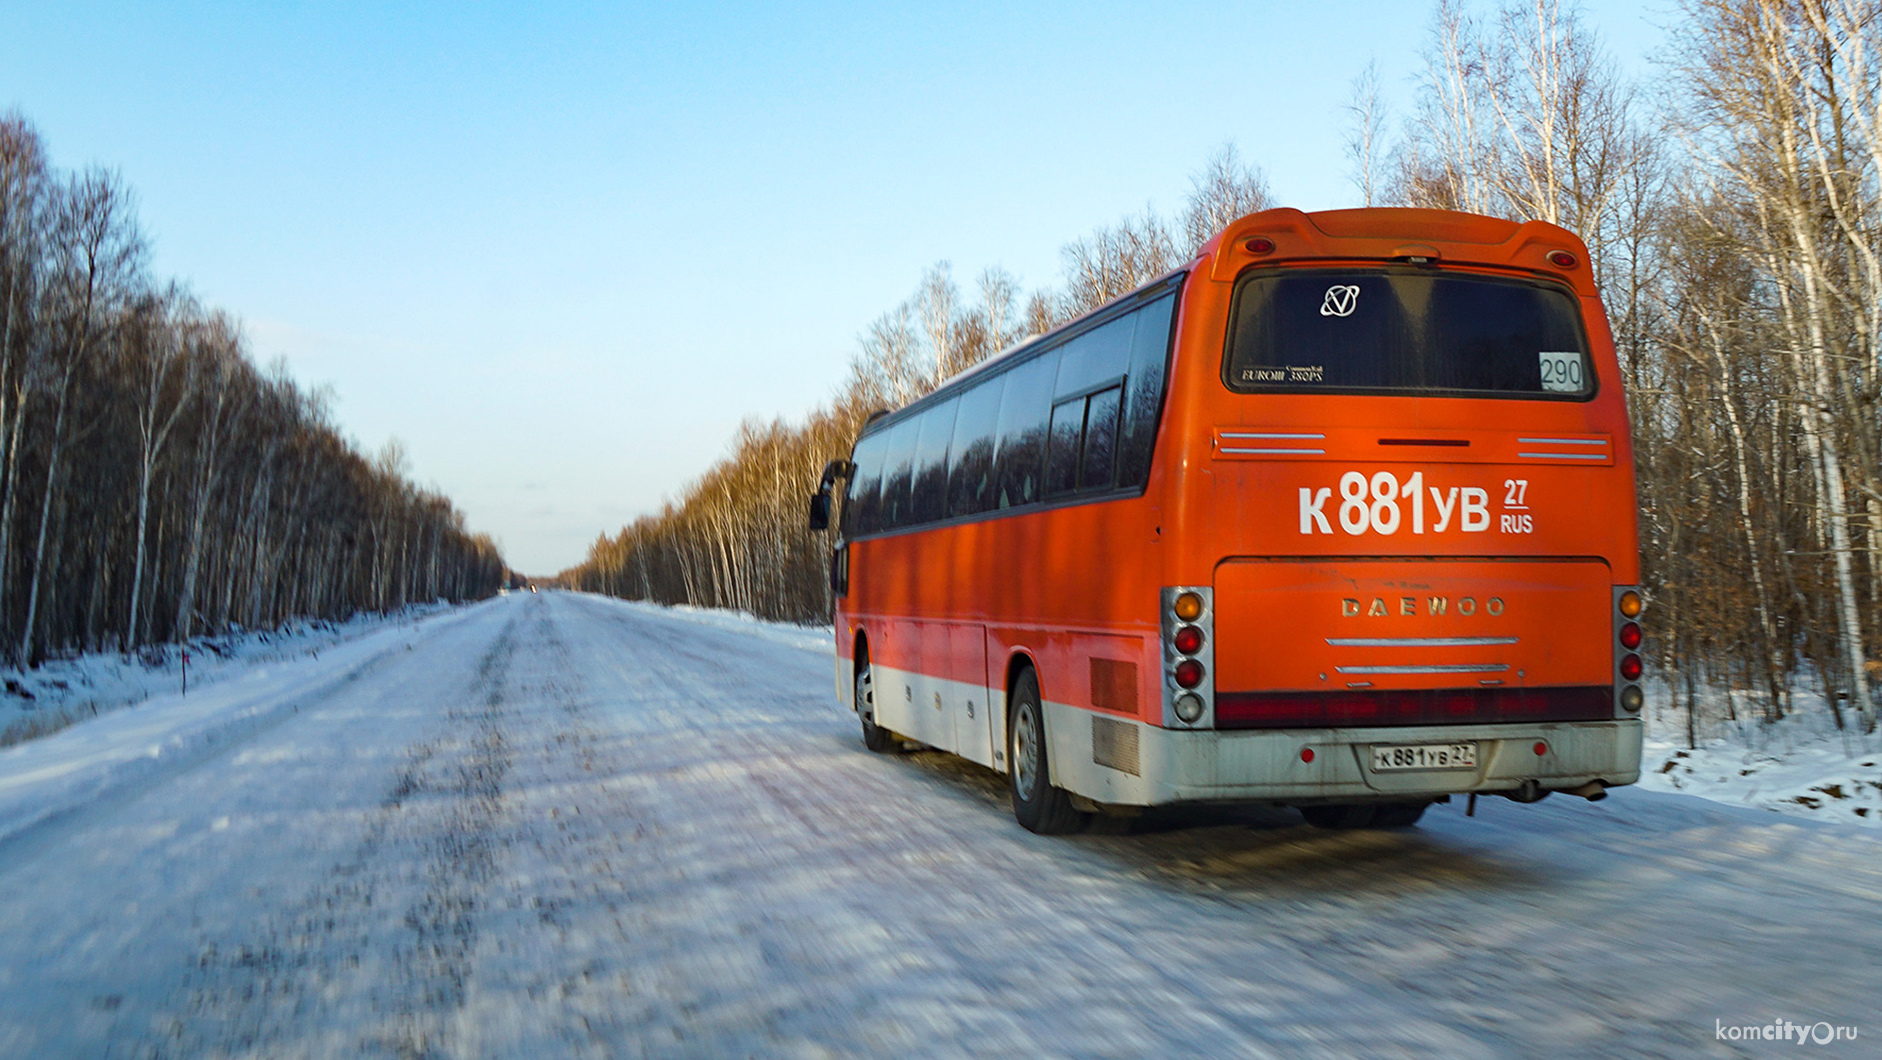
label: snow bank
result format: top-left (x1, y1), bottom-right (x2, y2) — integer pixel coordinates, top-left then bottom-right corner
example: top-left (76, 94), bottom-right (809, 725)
top-left (0, 602), bottom-right (483, 848)
top-left (568, 592), bottom-right (834, 654)
top-left (1638, 723), bottom-right (1882, 829)
top-left (0, 604), bottom-right (461, 748)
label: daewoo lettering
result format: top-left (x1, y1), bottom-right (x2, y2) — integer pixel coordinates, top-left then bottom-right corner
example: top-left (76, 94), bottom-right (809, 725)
top-left (1342, 596), bottom-right (1504, 617)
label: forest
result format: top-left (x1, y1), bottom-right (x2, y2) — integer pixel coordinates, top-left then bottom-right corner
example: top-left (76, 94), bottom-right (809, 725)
top-left (561, 0), bottom-right (1882, 740)
top-left (0, 113), bottom-right (507, 667)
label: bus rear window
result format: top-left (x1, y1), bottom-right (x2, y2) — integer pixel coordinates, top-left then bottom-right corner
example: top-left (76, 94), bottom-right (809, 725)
top-left (1224, 268), bottom-right (1592, 398)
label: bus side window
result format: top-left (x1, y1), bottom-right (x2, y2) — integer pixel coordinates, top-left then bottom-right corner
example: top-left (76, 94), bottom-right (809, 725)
top-left (946, 374), bottom-right (1005, 518)
top-left (1048, 309), bottom-right (1135, 497)
top-left (1080, 385), bottom-right (1121, 490)
top-left (876, 416), bottom-right (920, 531)
top-left (845, 430), bottom-right (889, 535)
top-left (1045, 397), bottom-right (1085, 497)
top-left (1118, 290), bottom-right (1177, 488)
top-left (909, 395), bottom-right (959, 526)
top-left (992, 351), bottom-right (1058, 509)
top-left (1055, 314), bottom-right (1132, 396)
top-left (1045, 384), bottom-right (1123, 496)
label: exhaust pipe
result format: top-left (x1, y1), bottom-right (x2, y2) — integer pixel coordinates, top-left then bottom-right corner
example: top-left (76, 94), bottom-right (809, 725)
top-left (1504, 779), bottom-right (1550, 803)
top-left (1563, 780), bottom-right (1608, 802)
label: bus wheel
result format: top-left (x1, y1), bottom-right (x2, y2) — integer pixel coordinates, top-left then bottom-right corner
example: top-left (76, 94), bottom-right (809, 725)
top-left (1007, 668), bottom-right (1087, 835)
top-left (1299, 804), bottom-right (1377, 829)
top-left (855, 655), bottom-right (899, 753)
top-left (1372, 801), bottom-right (1429, 828)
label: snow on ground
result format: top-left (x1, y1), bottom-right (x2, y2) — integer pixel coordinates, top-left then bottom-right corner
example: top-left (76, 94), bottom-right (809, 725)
top-left (0, 603), bottom-right (477, 850)
top-left (0, 592), bottom-right (1875, 1056)
top-left (1636, 699), bottom-right (1882, 828)
top-left (13, 590), bottom-right (1878, 834)
top-left (0, 603), bottom-right (457, 749)
top-left (584, 594), bottom-right (835, 654)
top-left (613, 595), bottom-right (1882, 832)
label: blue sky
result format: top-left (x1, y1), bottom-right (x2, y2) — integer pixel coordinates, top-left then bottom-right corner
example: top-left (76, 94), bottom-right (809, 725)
top-left (0, 1), bottom-right (1668, 573)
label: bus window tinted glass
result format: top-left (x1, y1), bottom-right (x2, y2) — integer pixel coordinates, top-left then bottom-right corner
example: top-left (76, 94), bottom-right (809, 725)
top-left (1045, 398), bottom-right (1083, 497)
top-left (844, 429), bottom-right (889, 535)
top-left (909, 396), bottom-right (958, 526)
top-left (1224, 269), bottom-right (1590, 397)
top-left (946, 376), bottom-right (1004, 517)
top-left (875, 416), bottom-right (920, 530)
top-left (1080, 386), bottom-right (1121, 490)
top-left (993, 351), bottom-right (1058, 508)
top-left (1054, 315), bottom-right (1132, 399)
top-left (1119, 290), bottom-right (1176, 486)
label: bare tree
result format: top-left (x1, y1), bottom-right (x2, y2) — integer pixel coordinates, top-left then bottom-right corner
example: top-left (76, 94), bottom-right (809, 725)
top-left (171, 319), bottom-right (251, 646)
top-left (1392, 0), bottom-right (1647, 286)
top-left (0, 114), bottom-right (48, 640)
top-left (1665, 0), bottom-right (1882, 730)
top-left (1061, 208), bottom-right (1178, 316)
top-left (1180, 144), bottom-right (1272, 256)
top-left (1344, 61), bottom-right (1387, 206)
top-left (19, 169), bottom-right (144, 664)
top-left (122, 286), bottom-right (201, 649)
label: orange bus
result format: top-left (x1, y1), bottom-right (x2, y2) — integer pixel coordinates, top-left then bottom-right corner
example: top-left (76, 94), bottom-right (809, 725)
top-left (809, 207), bottom-right (1643, 834)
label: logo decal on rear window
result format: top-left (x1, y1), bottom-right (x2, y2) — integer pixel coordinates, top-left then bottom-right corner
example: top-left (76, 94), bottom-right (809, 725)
top-left (1319, 284), bottom-right (1360, 317)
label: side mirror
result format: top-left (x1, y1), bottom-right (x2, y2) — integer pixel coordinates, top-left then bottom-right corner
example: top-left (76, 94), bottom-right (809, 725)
top-left (808, 457), bottom-right (853, 532)
top-left (819, 459), bottom-right (854, 488)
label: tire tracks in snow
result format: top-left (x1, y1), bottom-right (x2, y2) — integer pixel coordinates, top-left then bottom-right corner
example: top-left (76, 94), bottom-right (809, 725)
top-left (147, 612), bottom-right (520, 1059)
top-left (141, 597), bottom-right (681, 1059)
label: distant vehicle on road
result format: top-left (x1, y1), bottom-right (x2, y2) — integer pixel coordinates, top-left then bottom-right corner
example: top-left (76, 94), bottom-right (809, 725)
top-left (810, 207), bottom-right (1642, 834)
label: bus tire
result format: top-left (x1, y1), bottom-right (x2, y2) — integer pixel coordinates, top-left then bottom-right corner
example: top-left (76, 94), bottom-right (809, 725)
top-left (1299, 804), bottom-right (1377, 829)
top-left (1372, 801), bottom-right (1429, 827)
top-left (855, 654), bottom-right (899, 753)
top-left (1007, 668), bottom-right (1087, 835)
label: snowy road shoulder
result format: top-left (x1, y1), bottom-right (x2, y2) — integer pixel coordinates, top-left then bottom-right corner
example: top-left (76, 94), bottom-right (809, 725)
top-left (1637, 721), bottom-right (1882, 829)
top-left (0, 601), bottom-right (487, 849)
top-left (567, 591), bottom-right (834, 654)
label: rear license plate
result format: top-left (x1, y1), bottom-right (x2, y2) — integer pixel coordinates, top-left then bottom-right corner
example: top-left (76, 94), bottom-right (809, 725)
top-left (1370, 742), bottom-right (1477, 771)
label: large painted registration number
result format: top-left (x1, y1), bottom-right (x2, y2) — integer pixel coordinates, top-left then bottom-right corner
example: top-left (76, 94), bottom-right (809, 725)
top-left (1370, 742), bottom-right (1478, 771)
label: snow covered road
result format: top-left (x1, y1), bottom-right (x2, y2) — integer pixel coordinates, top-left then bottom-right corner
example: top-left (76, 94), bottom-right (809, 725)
top-left (0, 591), bottom-right (1875, 1058)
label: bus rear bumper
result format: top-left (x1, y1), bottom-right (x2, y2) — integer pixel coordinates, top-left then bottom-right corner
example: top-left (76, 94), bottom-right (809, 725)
top-left (1043, 703), bottom-right (1642, 807)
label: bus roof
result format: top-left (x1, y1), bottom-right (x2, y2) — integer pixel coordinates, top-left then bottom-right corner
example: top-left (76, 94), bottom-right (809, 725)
top-left (1203, 207), bottom-right (1597, 297)
top-left (860, 207), bottom-right (1597, 437)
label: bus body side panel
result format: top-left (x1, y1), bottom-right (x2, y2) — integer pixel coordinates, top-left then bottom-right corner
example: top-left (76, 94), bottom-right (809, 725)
top-left (976, 489), bottom-right (1169, 788)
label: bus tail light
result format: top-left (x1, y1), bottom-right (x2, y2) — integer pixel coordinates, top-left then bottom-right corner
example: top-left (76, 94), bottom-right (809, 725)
top-left (1173, 625), bottom-right (1204, 654)
top-left (1162, 586), bottom-right (1215, 729)
top-left (1175, 693), bottom-right (1205, 723)
top-left (1547, 249), bottom-right (1578, 268)
top-left (1244, 237), bottom-right (1275, 255)
top-left (1614, 586), bottom-right (1643, 715)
